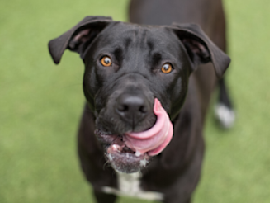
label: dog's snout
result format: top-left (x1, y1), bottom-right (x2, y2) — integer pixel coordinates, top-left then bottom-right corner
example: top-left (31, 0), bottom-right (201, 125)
top-left (116, 94), bottom-right (148, 127)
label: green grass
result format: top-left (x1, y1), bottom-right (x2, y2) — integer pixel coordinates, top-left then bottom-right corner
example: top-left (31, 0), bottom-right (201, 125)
top-left (0, 0), bottom-right (269, 202)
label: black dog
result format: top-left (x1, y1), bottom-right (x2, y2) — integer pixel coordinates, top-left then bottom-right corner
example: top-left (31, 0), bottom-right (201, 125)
top-left (48, 13), bottom-right (230, 203)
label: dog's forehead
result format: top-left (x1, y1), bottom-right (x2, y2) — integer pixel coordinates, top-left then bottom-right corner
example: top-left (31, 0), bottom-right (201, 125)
top-left (98, 22), bottom-right (178, 49)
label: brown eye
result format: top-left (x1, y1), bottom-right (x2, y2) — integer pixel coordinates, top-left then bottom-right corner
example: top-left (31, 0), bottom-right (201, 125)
top-left (161, 63), bottom-right (173, 73)
top-left (100, 56), bottom-right (112, 67)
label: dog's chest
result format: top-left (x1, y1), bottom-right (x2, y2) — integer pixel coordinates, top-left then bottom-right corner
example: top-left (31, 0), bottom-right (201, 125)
top-left (101, 172), bottom-right (163, 200)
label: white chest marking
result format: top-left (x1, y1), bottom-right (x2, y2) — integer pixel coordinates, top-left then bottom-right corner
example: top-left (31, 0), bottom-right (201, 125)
top-left (101, 172), bottom-right (163, 200)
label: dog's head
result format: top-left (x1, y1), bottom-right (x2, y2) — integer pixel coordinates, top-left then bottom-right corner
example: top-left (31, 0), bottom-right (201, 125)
top-left (48, 16), bottom-right (230, 173)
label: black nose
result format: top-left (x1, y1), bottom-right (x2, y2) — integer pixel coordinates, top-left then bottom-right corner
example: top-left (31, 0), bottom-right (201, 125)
top-left (116, 94), bottom-right (148, 127)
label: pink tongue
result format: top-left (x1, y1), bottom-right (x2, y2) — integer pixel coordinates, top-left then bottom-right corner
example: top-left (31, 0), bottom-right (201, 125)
top-left (124, 98), bottom-right (173, 156)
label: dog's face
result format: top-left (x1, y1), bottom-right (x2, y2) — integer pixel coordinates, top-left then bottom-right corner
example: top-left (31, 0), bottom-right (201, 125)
top-left (84, 22), bottom-right (189, 133)
top-left (83, 22), bottom-right (189, 172)
top-left (49, 16), bottom-right (230, 173)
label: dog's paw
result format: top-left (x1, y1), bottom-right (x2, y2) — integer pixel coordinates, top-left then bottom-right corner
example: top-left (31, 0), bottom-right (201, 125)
top-left (214, 103), bottom-right (235, 129)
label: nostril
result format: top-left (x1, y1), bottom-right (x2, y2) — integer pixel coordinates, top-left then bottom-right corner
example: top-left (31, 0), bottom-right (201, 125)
top-left (124, 105), bottom-right (129, 112)
top-left (118, 105), bottom-right (129, 112)
top-left (139, 105), bottom-right (146, 113)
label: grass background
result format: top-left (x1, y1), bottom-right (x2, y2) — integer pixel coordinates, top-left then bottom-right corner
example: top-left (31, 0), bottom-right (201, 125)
top-left (1, 0), bottom-right (269, 202)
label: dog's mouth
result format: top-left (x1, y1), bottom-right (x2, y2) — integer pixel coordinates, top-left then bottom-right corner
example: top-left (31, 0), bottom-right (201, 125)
top-left (105, 135), bottom-right (150, 173)
top-left (96, 98), bottom-right (174, 173)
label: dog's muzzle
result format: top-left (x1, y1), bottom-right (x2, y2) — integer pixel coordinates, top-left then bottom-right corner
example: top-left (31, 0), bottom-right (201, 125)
top-left (96, 98), bottom-right (173, 173)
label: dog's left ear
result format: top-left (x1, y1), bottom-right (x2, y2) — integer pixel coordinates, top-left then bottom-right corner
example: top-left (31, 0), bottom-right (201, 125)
top-left (48, 16), bottom-right (112, 64)
top-left (171, 23), bottom-right (230, 78)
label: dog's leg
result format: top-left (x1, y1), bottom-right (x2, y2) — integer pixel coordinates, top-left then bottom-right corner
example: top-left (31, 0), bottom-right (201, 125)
top-left (93, 189), bottom-right (117, 203)
top-left (215, 77), bottom-right (235, 129)
top-left (211, 3), bottom-right (235, 129)
top-left (214, 31), bottom-right (235, 129)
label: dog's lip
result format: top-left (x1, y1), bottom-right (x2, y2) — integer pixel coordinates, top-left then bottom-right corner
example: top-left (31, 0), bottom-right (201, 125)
top-left (94, 130), bottom-right (150, 170)
top-left (107, 143), bottom-right (147, 158)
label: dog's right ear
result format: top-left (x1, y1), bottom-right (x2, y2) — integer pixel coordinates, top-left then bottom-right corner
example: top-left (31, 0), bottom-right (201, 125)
top-left (48, 16), bottom-right (112, 64)
top-left (170, 23), bottom-right (230, 78)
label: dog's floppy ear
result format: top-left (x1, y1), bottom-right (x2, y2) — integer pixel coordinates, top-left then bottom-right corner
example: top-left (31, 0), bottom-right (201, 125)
top-left (48, 16), bottom-right (112, 64)
top-left (171, 23), bottom-right (230, 78)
